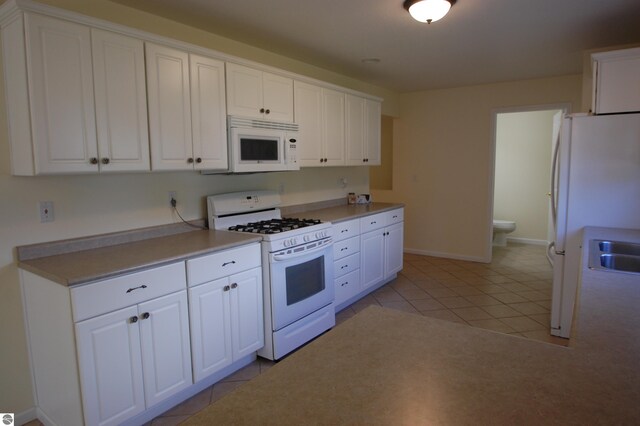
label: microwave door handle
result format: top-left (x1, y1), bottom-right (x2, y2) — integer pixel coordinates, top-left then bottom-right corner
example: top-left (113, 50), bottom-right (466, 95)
top-left (272, 239), bottom-right (333, 261)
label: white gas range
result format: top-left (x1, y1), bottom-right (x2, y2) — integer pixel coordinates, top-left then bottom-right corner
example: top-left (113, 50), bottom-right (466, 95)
top-left (207, 191), bottom-right (335, 360)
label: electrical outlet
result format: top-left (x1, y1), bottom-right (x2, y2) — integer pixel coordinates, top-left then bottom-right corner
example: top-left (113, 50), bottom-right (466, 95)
top-left (338, 177), bottom-right (348, 188)
top-left (278, 183), bottom-right (285, 194)
top-left (168, 191), bottom-right (177, 206)
top-left (39, 201), bottom-right (54, 223)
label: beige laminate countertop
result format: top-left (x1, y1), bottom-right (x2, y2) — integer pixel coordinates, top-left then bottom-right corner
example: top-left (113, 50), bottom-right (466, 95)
top-left (184, 226), bottom-right (640, 425)
top-left (18, 230), bottom-right (261, 286)
top-left (295, 202), bottom-right (404, 223)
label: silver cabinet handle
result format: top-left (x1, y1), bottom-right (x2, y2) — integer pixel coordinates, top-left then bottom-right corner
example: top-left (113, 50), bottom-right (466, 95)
top-left (126, 284), bottom-right (147, 293)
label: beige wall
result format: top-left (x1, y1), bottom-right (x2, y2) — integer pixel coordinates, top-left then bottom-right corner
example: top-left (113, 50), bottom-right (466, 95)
top-left (494, 110), bottom-right (559, 243)
top-left (372, 75), bottom-right (582, 261)
top-left (369, 115), bottom-right (394, 191)
top-left (0, 0), bottom-right (396, 415)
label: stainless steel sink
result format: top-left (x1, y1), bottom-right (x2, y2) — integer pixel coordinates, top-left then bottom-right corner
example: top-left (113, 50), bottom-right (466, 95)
top-left (599, 253), bottom-right (640, 273)
top-left (598, 240), bottom-right (640, 257)
top-left (589, 239), bottom-right (640, 274)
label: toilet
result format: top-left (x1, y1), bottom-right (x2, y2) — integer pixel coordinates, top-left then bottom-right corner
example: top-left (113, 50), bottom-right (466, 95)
top-left (493, 220), bottom-right (516, 246)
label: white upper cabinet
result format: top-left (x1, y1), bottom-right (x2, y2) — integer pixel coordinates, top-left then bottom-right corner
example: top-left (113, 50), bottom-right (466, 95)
top-left (0, 2), bottom-right (380, 175)
top-left (592, 47), bottom-right (640, 114)
top-left (145, 43), bottom-right (193, 171)
top-left (226, 63), bottom-right (294, 122)
top-left (92, 29), bottom-right (150, 172)
top-left (294, 81), bottom-right (345, 167)
top-left (190, 54), bottom-right (228, 170)
top-left (25, 13), bottom-right (98, 174)
top-left (346, 95), bottom-right (381, 166)
top-left (146, 45), bottom-right (228, 171)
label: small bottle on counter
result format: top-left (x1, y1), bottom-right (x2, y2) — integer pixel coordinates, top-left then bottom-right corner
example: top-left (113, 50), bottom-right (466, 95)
top-left (348, 192), bottom-right (356, 204)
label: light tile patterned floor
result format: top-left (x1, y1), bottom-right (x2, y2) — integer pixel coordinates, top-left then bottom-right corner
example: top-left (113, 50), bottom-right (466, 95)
top-left (335, 243), bottom-right (566, 345)
top-left (23, 243), bottom-right (566, 426)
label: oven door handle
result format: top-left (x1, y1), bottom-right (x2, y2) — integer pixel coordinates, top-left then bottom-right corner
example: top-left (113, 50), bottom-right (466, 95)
top-left (272, 239), bottom-right (333, 261)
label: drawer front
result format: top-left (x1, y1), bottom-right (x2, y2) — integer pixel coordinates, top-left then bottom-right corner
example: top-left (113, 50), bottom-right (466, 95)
top-left (187, 243), bottom-right (261, 286)
top-left (332, 219), bottom-right (360, 242)
top-left (333, 236), bottom-right (360, 260)
top-left (334, 252), bottom-right (360, 278)
top-left (360, 212), bottom-right (386, 234)
top-left (386, 208), bottom-right (404, 225)
top-left (71, 262), bottom-right (186, 322)
top-left (335, 269), bottom-right (360, 306)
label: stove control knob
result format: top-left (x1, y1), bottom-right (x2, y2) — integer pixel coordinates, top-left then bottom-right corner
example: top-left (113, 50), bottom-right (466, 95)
top-left (290, 238), bottom-right (297, 246)
top-left (303, 235), bottom-right (311, 242)
top-left (283, 239), bottom-right (290, 247)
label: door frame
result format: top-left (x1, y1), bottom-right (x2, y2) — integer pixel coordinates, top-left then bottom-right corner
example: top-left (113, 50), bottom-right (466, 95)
top-left (487, 103), bottom-right (571, 262)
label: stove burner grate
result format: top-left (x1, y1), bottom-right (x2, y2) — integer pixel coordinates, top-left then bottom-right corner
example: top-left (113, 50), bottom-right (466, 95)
top-left (228, 218), bottom-right (322, 234)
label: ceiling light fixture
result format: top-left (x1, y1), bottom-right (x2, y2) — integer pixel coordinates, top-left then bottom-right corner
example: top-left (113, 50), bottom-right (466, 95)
top-left (403, 0), bottom-right (456, 24)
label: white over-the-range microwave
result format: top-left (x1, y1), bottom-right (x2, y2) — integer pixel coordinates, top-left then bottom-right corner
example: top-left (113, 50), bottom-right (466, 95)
top-left (212, 115), bottom-right (300, 174)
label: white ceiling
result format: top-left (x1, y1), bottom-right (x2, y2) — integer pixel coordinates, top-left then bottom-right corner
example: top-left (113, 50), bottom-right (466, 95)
top-left (110, 0), bottom-right (640, 92)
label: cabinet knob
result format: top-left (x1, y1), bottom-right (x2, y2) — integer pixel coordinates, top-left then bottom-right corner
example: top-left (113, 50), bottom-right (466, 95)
top-left (141, 312), bottom-right (150, 320)
top-left (196, 157), bottom-right (202, 163)
top-left (187, 157), bottom-right (194, 164)
top-left (101, 157), bottom-right (110, 164)
top-left (265, 109), bottom-right (270, 114)
top-left (224, 285), bottom-right (231, 291)
top-left (90, 157), bottom-right (98, 165)
top-left (260, 108), bottom-right (265, 113)
top-left (129, 316), bottom-right (138, 323)
top-left (231, 283), bottom-right (238, 289)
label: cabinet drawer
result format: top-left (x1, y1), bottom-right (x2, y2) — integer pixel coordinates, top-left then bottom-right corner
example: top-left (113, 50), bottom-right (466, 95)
top-left (332, 219), bottom-right (360, 242)
top-left (333, 236), bottom-right (360, 260)
top-left (187, 243), bottom-right (261, 286)
top-left (334, 252), bottom-right (360, 278)
top-left (335, 269), bottom-right (360, 306)
top-left (71, 262), bottom-right (186, 322)
top-left (386, 208), bottom-right (404, 225)
top-left (360, 212), bottom-right (386, 233)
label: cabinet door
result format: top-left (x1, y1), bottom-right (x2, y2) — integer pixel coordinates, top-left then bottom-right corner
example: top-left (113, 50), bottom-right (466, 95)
top-left (360, 229), bottom-right (385, 290)
top-left (384, 222), bottom-right (404, 277)
top-left (26, 13), bottom-right (98, 174)
top-left (294, 81), bottom-right (324, 166)
top-left (263, 71), bottom-right (294, 122)
top-left (322, 89), bottom-right (346, 166)
top-left (345, 94), bottom-right (365, 165)
top-left (138, 291), bottom-right (192, 407)
top-left (92, 29), bottom-right (150, 172)
top-left (146, 43), bottom-right (193, 170)
top-left (226, 63), bottom-right (263, 119)
top-left (365, 99), bottom-right (382, 165)
top-left (76, 306), bottom-right (145, 426)
top-left (230, 267), bottom-right (264, 359)
top-left (188, 278), bottom-right (233, 382)
top-left (190, 54), bottom-right (228, 170)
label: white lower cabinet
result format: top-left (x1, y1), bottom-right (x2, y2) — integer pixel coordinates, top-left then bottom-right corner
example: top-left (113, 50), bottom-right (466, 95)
top-left (361, 210), bottom-right (404, 291)
top-left (76, 290), bottom-right (192, 426)
top-left (332, 209), bottom-right (404, 309)
top-left (187, 244), bottom-right (263, 383)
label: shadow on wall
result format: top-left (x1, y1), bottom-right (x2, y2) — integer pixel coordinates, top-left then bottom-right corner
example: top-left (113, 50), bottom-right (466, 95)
top-left (370, 115), bottom-right (394, 190)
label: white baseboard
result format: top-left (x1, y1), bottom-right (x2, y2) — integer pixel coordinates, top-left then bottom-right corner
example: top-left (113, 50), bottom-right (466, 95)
top-left (403, 248), bottom-right (488, 263)
top-left (506, 237), bottom-right (548, 246)
top-left (15, 407), bottom-right (37, 425)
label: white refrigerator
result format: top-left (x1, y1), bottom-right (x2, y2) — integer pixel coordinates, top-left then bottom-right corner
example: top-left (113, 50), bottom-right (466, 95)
top-left (550, 112), bottom-right (640, 338)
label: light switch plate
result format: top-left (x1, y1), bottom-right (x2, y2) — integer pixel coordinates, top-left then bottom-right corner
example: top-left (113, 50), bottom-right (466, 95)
top-left (39, 201), bottom-right (54, 223)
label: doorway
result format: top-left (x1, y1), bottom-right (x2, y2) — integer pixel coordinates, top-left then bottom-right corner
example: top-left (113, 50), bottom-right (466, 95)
top-left (489, 105), bottom-right (569, 260)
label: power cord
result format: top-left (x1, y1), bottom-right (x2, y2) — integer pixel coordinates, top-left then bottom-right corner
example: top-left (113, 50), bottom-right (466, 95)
top-left (171, 197), bottom-right (208, 230)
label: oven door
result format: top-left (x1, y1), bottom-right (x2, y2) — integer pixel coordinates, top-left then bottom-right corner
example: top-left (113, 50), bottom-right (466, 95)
top-left (268, 241), bottom-right (334, 331)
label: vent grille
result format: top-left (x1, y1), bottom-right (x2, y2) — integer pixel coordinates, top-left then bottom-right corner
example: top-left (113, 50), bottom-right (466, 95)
top-left (228, 116), bottom-right (299, 131)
